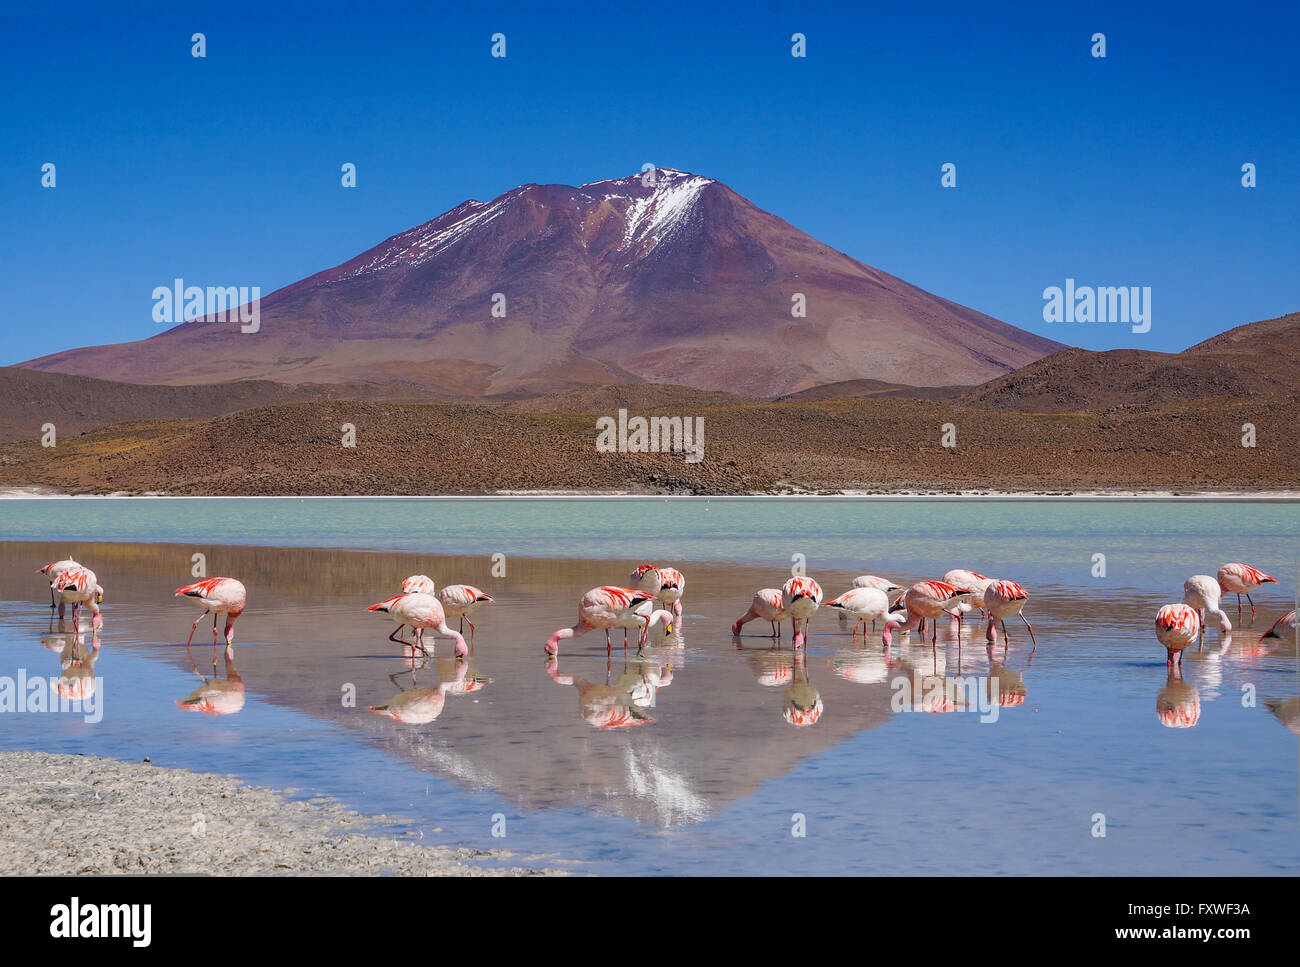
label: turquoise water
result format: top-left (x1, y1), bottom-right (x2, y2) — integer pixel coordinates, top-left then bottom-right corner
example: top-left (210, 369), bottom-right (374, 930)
top-left (2, 497), bottom-right (1298, 875)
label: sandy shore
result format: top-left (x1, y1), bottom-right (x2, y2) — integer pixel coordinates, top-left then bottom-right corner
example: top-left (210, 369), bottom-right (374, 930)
top-left (0, 750), bottom-right (569, 876)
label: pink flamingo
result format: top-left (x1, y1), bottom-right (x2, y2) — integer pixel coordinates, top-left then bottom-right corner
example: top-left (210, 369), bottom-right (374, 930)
top-left (884, 580), bottom-right (972, 647)
top-left (545, 586), bottom-right (658, 655)
top-left (1217, 563), bottom-right (1277, 620)
top-left (174, 577), bottom-right (246, 660)
top-left (852, 575), bottom-right (906, 605)
top-left (367, 592), bottom-right (467, 657)
top-left (401, 574), bottom-right (436, 595)
top-left (825, 587), bottom-right (891, 637)
top-left (983, 580), bottom-right (1037, 647)
top-left (1155, 603), bottom-right (1200, 667)
top-left (1182, 574), bottom-right (1232, 638)
top-left (1262, 610), bottom-right (1297, 640)
top-left (944, 569), bottom-right (995, 616)
top-left (436, 584), bottom-right (494, 641)
top-left (38, 556), bottom-right (81, 612)
top-left (55, 566), bottom-right (103, 632)
top-left (731, 588), bottom-right (789, 637)
top-left (656, 567), bottom-right (686, 618)
top-left (630, 565), bottom-right (663, 597)
top-left (782, 577), bottom-right (823, 647)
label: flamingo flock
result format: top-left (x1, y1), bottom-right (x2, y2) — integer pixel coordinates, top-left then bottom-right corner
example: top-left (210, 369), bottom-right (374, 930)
top-left (30, 550), bottom-right (1292, 730)
top-left (1156, 561), bottom-right (1281, 665)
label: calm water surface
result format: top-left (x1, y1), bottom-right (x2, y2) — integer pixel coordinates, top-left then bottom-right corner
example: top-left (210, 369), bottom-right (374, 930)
top-left (2, 497), bottom-right (1298, 875)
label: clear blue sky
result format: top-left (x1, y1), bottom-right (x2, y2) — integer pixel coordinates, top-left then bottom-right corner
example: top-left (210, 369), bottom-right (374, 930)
top-left (2, 0), bottom-right (1296, 365)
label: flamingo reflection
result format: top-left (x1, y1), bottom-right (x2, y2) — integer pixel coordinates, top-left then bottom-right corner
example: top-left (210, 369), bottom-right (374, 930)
top-left (544, 655), bottom-right (656, 728)
top-left (176, 644), bottom-right (246, 716)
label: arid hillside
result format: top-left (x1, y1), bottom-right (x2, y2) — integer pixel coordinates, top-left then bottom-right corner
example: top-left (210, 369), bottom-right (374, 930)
top-left (3, 393), bottom-right (1295, 496)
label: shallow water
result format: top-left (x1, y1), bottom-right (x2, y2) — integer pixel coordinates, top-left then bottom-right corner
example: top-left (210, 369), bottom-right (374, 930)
top-left (2, 498), bottom-right (1298, 875)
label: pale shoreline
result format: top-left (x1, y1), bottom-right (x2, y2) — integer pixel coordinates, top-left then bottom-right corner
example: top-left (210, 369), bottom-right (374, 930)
top-left (2, 486), bottom-right (1298, 500)
top-left (0, 750), bottom-right (570, 876)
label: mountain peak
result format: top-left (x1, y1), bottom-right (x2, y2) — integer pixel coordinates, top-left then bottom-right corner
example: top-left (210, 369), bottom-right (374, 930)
top-left (19, 168), bottom-right (1065, 397)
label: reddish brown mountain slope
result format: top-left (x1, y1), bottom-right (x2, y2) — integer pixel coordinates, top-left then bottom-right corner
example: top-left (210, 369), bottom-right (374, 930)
top-left (960, 312), bottom-right (1298, 412)
top-left (20, 169), bottom-right (1062, 397)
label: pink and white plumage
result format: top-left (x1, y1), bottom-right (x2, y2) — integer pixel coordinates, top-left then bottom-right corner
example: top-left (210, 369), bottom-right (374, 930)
top-left (436, 584), bottom-right (494, 641)
top-left (731, 588), bottom-right (788, 637)
top-left (56, 565), bottom-right (102, 631)
top-left (825, 587), bottom-right (891, 637)
top-left (1216, 563), bottom-right (1277, 620)
top-left (1156, 603), bottom-right (1200, 666)
top-left (630, 565), bottom-right (663, 597)
top-left (655, 567), bottom-right (686, 618)
top-left (1262, 610), bottom-right (1297, 640)
top-left (546, 586), bottom-right (658, 655)
top-left (368, 592), bottom-right (468, 658)
top-left (1182, 574), bottom-right (1232, 635)
top-left (39, 556), bottom-right (83, 612)
top-left (884, 580), bottom-right (972, 646)
top-left (781, 577), bottom-right (823, 647)
top-left (852, 575), bottom-right (906, 605)
top-left (401, 574), bottom-right (436, 595)
top-left (174, 577), bottom-right (246, 656)
top-left (943, 569), bottom-right (995, 614)
top-left (983, 580), bottom-right (1036, 647)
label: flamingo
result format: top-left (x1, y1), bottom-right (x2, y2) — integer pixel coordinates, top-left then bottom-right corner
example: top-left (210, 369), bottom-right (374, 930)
top-left (1156, 603), bottom-right (1200, 666)
top-left (852, 575), bottom-right (906, 606)
top-left (1217, 563), bottom-right (1277, 620)
top-left (174, 577), bottom-right (246, 661)
top-left (983, 580), bottom-right (1037, 648)
top-left (367, 592), bottom-right (467, 657)
top-left (401, 574), bottom-right (436, 595)
top-left (545, 586), bottom-right (658, 655)
top-left (1262, 610), bottom-right (1297, 640)
top-left (825, 587), bottom-right (891, 637)
top-left (630, 565), bottom-right (663, 597)
top-left (943, 569), bottom-right (995, 615)
top-left (782, 576), bottom-right (823, 647)
top-left (883, 580), bottom-right (972, 647)
top-left (38, 556), bottom-right (81, 612)
top-left (436, 584), bottom-right (494, 642)
top-left (1182, 574), bottom-right (1232, 638)
top-left (631, 601), bottom-right (677, 645)
top-left (656, 567), bottom-right (686, 618)
top-left (55, 566), bottom-right (103, 632)
top-left (731, 588), bottom-right (788, 637)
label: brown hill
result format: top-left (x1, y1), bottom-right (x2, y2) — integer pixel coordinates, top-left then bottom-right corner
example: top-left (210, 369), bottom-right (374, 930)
top-left (18, 168), bottom-right (1062, 397)
top-left (773, 378), bottom-right (965, 403)
top-left (0, 366), bottom-right (445, 443)
top-left (4, 393), bottom-right (1296, 496)
top-left (959, 312), bottom-right (1299, 412)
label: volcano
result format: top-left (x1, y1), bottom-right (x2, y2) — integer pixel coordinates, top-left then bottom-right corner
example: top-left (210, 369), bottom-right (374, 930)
top-left (20, 168), bottom-right (1064, 397)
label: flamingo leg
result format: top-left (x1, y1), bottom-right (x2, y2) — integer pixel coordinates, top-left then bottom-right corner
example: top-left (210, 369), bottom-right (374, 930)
top-left (186, 610), bottom-right (209, 648)
top-left (387, 625), bottom-right (406, 645)
top-left (1246, 593), bottom-right (1256, 620)
top-left (212, 611), bottom-right (220, 665)
top-left (1236, 593), bottom-right (1243, 620)
top-left (1020, 614), bottom-right (1036, 646)
top-left (465, 616), bottom-right (476, 642)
